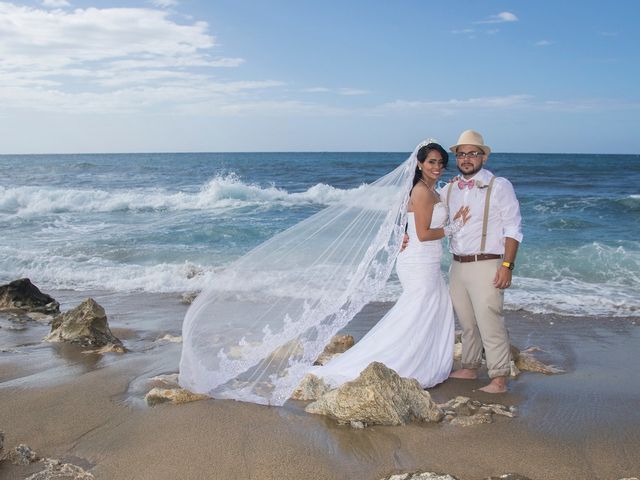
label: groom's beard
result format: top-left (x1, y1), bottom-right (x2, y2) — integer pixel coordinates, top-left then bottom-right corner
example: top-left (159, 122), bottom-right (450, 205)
top-left (457, 163), bottom-right (483, 177)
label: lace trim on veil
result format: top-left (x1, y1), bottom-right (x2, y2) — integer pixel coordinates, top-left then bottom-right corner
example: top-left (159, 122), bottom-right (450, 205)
top-left (179, 145), bottom-right (422, 405)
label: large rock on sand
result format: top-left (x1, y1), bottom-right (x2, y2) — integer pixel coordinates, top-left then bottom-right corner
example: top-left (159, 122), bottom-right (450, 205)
top-left (305, 362), bottom-right (443, 426)
top-left (44, 298), bottom-right (125, 352)
top-left (0, 279), bottom-right (60, 314)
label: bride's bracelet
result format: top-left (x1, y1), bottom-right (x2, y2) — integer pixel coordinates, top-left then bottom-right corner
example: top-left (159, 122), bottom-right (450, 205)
top-left (443, 217), bottom-right (464, 237)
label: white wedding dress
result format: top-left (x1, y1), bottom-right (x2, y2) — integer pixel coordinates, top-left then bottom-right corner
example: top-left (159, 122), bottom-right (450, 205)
top-left (312, 203), bottom-right (454, 389)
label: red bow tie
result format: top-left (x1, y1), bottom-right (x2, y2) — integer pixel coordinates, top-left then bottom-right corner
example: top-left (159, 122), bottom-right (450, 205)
top-left (457, 179), bottom-right (475, 190)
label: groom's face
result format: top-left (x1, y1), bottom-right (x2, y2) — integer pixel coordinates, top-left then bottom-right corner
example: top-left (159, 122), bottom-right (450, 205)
top-left (456, 145), bottom-right (486, 177)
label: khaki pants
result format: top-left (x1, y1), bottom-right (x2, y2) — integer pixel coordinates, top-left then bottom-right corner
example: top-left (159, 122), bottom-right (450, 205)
top-left (449, 258), bottom-right (511, 378)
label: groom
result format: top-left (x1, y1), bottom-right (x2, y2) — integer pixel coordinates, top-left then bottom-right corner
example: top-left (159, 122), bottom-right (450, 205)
top-left (443, 130), bottom-right (522, 393)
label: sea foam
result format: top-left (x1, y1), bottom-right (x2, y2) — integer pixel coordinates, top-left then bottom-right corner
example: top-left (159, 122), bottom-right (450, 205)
top-left (0, 174), bottom-right (369, 217)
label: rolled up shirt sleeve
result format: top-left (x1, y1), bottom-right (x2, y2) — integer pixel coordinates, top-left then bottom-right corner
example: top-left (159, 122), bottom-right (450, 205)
top-left (495, 178), bottom-right (523, 243)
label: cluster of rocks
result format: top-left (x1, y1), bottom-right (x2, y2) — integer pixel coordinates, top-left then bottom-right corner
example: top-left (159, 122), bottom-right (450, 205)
top-left (294, 362), bottom-right (516, 428)
top-left (290, 331), bottom-right (565, 428)
top-left (381, 474), bottom-right (535, 480)
top-left (0, 432), bottom-right (93, 479)
top-left (141, 331), bottom-right (560, 427)
top-left (0, 278), bottom-right (125, 353)
top-left (381, 473), bottom-right (638, 480)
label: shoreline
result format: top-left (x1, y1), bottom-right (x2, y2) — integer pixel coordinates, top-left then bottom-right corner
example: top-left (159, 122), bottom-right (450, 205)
top-left (1, 291), bottom-right (639, 479)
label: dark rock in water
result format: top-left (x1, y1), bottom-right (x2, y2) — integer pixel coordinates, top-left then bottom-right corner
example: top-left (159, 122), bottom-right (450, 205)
top-left (44, 298), bottom-right (125, 352)
top-left (0, 279), bottom-right (60, 314)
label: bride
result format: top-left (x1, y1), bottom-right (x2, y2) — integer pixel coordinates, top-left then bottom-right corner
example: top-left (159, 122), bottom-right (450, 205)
top-left (179, 140), bottom-right (467, 405)
top-left (312, 142), bottom-right (468, 389)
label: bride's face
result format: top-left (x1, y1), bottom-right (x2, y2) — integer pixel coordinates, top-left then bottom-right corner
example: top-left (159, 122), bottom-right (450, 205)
top-left (421, 151), bottom-right (445, 182)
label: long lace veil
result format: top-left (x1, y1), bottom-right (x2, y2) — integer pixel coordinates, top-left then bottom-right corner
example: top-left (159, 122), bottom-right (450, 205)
top-left (179, 143), bottom-right (424, 405)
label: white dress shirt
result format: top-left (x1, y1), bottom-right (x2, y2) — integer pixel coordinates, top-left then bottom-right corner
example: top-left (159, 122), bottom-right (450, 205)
top-left (437, 168), bottom-right (523, 256)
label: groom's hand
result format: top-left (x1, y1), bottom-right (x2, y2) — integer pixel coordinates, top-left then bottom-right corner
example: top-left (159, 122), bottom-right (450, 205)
top-left (494, 266), bottom-right (512, 289)
top-left (400, 233), bottom-right (409, 252)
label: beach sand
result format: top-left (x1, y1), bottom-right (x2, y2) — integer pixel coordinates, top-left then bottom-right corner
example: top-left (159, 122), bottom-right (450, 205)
top-left (1, 293), bottom-right (639, 480)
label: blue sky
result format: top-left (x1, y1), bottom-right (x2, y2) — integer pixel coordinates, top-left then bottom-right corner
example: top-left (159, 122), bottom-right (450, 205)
top-left (0, 0), bottom-right (638, 153)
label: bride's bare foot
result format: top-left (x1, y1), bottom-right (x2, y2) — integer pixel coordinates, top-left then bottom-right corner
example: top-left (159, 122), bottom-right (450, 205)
top-left (478, 376), bottom-right (507, 393)
top-left (449, 368), bottom-right (478, 379)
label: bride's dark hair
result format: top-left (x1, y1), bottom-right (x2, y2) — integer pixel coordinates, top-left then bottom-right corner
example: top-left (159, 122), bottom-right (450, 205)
top-left (412, 143), bottom-right (449, 188)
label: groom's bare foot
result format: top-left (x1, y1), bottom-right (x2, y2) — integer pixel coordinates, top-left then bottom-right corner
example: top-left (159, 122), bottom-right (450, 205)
top-left (449, 368), bottom-right (478, 379)
top-left (478, 376), bottom-right (507, 393)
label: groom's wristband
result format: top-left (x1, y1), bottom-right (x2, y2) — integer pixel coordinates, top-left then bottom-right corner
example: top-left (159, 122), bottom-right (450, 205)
top-left (501, 261), bottom-right (515, 270)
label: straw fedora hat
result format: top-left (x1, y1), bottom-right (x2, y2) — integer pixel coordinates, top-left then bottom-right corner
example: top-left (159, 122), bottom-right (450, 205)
top-left (450, 130), bottom-right (491, 155)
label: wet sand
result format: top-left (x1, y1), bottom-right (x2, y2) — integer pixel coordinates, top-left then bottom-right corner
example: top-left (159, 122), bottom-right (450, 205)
top-left (1, 293), bottom-right (639, 479)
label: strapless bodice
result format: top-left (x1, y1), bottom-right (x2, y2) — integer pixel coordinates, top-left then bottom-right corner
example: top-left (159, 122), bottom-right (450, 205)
top-left (399, 203), bottom-right (446, 262)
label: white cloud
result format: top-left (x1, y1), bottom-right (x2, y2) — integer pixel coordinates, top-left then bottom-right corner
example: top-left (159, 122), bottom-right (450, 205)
top-left (379, 95), bottom-right (533, 115)
top-left (150, 0), bottom-right (178, 8)
top-left (535, 40), bottom-right (553, 47)
top-left (451, 28), bottom-right (475, 35)
top-left (0, 2), bottom-right (292, 115)
top-left (476, 11), bottom-right (519, 24)
top-left (377, 94), bottom-right (640, 116)
top-left (302, 86), bottom-right (369, 96)
top-left (338, 88), bottom-right (368, 96)
top-left (41, 0), bottom-right (70, 7)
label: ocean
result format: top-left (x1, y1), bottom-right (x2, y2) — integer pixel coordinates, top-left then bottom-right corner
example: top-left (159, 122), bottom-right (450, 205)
top-left (1, 152), bottom-right (638, 318)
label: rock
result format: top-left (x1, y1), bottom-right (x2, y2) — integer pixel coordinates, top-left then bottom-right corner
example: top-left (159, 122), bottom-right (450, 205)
top-left (450, 413), bottom-right (493, 426)
top-left (6, 443), bottom-right (38, 465)
top-left (314, 334), bottom-right (355, 365)
top-left (453, 342), bottom-right (462, 362)
top-left (509, 360), bottom-right (520, 377)
top-left (305, 362), bottom-right (443, 426)
top-left (479, 403), bottom-right (517, 418)
top-left (156, 334), bottom-right (182, 343)
top-left (440, 396), bottom-right (479, 416)
top-left (0, 430), bottom-right (4, 461)
top-left (180, 291), bottom-right (198, 304)
top-left (382, 473), bottom-right (459, 480)
top-left (0, 279), bottom-right (60, 314)
top-left (485, 475), bottom-right (535, 480)
top-left (44, 298), bottom-right (125, 351)
top-left (511, 345), bottom-right (564, 375)
top-left (90, 343), bottom-right (126, 354)
top-left (438, 396), bottom-right (516, 425)
top-left (25, 458), bottom-right (94, 479)
top-left (454, 340), bottom-right (563, 376)
top-left (145, 387), bottom-right (208, 406)
top-left (149, 373), bottom-right (181, 389)
top-left (290, 373), bottom-right (330, 401)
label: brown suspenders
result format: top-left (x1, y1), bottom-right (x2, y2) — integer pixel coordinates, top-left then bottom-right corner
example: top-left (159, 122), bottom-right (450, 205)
top-left (446, 176), bottom-right (496, 253)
